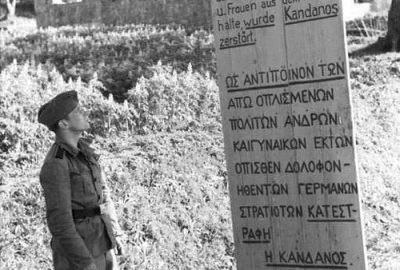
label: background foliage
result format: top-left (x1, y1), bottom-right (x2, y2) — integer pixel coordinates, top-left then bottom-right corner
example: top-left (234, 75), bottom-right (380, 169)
top-left (0, 25), bottom-right (215, 102)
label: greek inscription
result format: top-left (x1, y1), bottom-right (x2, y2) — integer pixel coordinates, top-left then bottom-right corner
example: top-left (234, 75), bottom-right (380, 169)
top-left (307, 204), bottom-right (355, 219)
top-left (237, 184), bottom-right (289, 196)
top-left (278, 250), bottom-right (347, 266)
top-left (235, 161), bottom-right (281, 175)
top-left (255, 88), bottom-right (334, 107)
top-left (233, 137), bottom-right (307, 152)
top-left (265, 251), bottom-right (273, 263)
top-left (285, 160), bottom-right (342, 173)
top-left (225, 75), bottom-right (239, 89)
top-left (227, 96), bottom-right (253, 109)
top-left (243, 65), bottom-right (315, 86)
top-left (229, 116), bottom-right (278, 131)
top-left (242, 226), bottom-right (272, 242)
top-left (239, 205), bottom-right (304, 219)
top-left (314, 135), bottom-right (353, 149)
top-left (239, 204), bottom-right (356, 219)
top-left (298, 182), bottom-right (358, 195)
top-left (318, 61), bottom-right (345, 77)
top-left (284, 112), bottom-right (341, 127)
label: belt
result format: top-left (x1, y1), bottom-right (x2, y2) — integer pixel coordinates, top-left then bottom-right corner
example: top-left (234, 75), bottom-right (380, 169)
top-left (72, 206), bottom-right (101, 219)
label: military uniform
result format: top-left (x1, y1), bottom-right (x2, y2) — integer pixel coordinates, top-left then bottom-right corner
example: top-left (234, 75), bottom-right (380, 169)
top-left (38, 91), bottom-right (123, 270)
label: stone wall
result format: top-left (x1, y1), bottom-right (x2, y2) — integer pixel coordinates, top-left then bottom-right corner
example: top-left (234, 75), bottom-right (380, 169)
top-left (34, 0), bottom-right (212, 29)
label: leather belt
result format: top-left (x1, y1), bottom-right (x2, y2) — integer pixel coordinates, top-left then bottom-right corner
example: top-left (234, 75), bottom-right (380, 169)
top-left (72, 206), bottom-right (101, 219)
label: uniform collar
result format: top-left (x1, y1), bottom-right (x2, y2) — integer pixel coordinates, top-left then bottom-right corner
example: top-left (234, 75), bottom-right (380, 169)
top-left (55, 136), bottom-right (95, 158)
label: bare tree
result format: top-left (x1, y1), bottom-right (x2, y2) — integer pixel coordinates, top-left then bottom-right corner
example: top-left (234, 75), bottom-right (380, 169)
top-left (6, 0), bottom-right (16, 17)
top-left (387, 0), bottom-right (400, 51)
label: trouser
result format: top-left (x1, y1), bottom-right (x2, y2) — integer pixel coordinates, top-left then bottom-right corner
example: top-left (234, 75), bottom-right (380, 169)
top-left (52, 248), bottom-right (116, 270)
top-left (94, 250), bottom-right (114, 270)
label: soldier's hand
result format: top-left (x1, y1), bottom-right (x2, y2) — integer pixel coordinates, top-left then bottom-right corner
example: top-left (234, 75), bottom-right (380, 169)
top-left (115, 235), bottom-right (125, 256)
top-left (83, 262), bottom-right (97, 270)
top-left (99, 202), bottom-right (108, 214)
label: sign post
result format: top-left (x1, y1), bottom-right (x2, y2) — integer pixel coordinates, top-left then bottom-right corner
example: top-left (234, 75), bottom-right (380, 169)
top-left (212, 0), bottom-right (367, 269)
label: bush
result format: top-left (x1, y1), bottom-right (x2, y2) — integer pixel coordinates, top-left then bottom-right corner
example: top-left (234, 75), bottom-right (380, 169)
top-left (0, 60), bottom-right (221, 166)
top-left (94, 132), bottom-right (233, 270)
top-left (0, 24), bottom-right (216, 102)
top-left (0, 61), bottom-right (232, 270)
top-left (127, 62), bottom-right (221, 134)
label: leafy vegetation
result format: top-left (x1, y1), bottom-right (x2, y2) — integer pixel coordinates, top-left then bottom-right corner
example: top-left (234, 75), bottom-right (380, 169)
top-left (0, 24), bottom-right (215, 102)
top-left (1, 16), bottom-right (400, 269)
top-left (0, 58), bottom-right (230, 270)
top-left (349, 54), bottom-right (400, 269)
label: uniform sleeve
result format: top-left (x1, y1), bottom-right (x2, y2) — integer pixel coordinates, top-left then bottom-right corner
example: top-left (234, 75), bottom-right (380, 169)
top-left (100, 170), bottom-right (124, 238)
top-left (40, 159), bottom-right (94, 269)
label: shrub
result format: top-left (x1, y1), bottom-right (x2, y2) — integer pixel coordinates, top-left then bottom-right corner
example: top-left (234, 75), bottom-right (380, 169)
top-left (0, 24), bottom-right (216, 102)
top-left (127, 62), bottom-right (221, 134)
top-left (0, 60), bottom-right (221, 166)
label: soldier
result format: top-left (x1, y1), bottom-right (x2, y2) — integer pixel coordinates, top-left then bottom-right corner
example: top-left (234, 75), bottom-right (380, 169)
top-left (38, 90), bottom-right (125, 270)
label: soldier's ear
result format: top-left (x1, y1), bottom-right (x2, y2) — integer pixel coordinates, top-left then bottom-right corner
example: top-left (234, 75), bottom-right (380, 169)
top-left (58, 119), bottom-right (69, 129)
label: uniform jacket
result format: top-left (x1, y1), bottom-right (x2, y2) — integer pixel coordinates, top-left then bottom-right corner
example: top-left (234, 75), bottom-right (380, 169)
top-left (39, 137), bottom-right (123, 270)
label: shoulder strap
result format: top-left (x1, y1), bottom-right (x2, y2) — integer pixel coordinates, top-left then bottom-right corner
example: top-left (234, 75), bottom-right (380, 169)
top-left (55, 146), bottom-right (65, 159)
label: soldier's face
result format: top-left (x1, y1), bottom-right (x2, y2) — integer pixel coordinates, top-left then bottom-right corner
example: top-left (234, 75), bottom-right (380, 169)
top-left (65, 104), bottom-right (90, 132)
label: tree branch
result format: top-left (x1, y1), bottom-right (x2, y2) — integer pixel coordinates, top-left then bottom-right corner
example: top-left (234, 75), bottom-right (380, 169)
top-left (6, 0), bottom-right (16, 17)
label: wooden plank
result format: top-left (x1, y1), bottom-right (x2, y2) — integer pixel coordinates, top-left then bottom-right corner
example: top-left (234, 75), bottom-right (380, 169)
top-left (211, 0), bottom-right (367, 269)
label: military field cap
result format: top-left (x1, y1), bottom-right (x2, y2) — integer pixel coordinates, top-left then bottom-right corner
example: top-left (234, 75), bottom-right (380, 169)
top-left (38, 90), bottom-right (79, 128)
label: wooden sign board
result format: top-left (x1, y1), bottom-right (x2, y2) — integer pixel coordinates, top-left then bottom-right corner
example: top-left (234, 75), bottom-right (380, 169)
top-left (211, 0), bottom-right (367, 269)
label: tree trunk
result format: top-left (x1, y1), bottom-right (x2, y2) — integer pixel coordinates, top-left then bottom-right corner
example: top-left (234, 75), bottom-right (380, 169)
top-left (387, 0), bottom-right (400, 51)
top-left (6, 0), bottom-right (16, 17)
